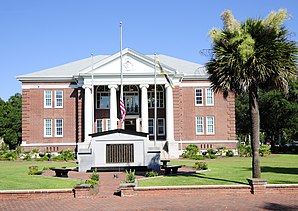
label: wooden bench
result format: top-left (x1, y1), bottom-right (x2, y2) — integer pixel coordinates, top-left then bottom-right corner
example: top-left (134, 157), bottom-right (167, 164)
top-left (161, 165), bottom-right (182, 175)
top-left (52, 168), bottom-right (72, 178)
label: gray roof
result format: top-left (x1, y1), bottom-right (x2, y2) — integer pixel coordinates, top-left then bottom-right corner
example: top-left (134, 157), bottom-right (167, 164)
top-left (17, 48), bottom-right (208, 81)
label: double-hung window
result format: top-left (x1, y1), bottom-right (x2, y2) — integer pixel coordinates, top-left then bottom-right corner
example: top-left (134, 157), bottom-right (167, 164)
top-left (44, 119), bottom-right (52, 137)
top-left (55, 90), bottom-right (63, 108)
top-left (195, 116), bottom-right (204, 135)
top-left (96, 119), bottom-right (103, 133)
top-left (195, 88), bottom-right (203, 106)
top-left (44, 90), bottom-right (52, 108)
top-left (148, 118), bottom-right (165, 136)
top-left (206, 88), bottom-right (214, 106)
top-left (55, 119), bottom-right (63, 137)
top-left (206, 116), bottom-right (215, 134)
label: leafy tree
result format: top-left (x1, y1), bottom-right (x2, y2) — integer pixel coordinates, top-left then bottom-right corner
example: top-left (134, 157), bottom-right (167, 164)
top-left (0, 93), bottom-right (22, 149)
top-left (206, 10), bottom-right (297, 178)
top-left (259, 80), bottom-right (298, 146)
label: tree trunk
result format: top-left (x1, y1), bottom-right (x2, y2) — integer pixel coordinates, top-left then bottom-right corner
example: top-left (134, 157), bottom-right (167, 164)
top-left (249, 89), bottom-right (261, 178)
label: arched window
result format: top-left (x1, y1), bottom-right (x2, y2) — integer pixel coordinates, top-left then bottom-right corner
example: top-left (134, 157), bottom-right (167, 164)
top-left (96, 86), bottom-right (110, 109)
top-left (148, 85), bottom-right (164, 108)
top-left (123, 85), bottom-right (139, 113)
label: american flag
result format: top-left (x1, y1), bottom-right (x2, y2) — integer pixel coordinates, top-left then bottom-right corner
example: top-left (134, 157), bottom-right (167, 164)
top-left (120, 97), bottom-right (126, 123)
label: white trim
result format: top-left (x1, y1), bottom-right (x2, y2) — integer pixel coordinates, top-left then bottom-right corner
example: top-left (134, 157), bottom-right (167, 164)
top-left (44, 90), bottom-right (52, 108)
top-left (54, 90), bottom-right (63, 108)
top-left (22, 84), bottom-right (75, 89)
top-left (195, 88), bottom-right (203, 106)
top-left (44, 119), bottom-right (52, 137)
top-left (206, 116), bottom-right (215, 134)
top-left (21, 142), bottom-right (76, 147)
top-left (205, 88), bottom-right (214, 106)
top-left (55, 119), bottom-right (63, 137)
top-left (180, 82), bottom-right (211, 87)
top-left (195, 116), bottom-right (204, 135)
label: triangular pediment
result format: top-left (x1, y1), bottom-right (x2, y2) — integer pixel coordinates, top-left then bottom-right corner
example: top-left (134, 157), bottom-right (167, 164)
top-left (80, 48), bottom-right (176, 76)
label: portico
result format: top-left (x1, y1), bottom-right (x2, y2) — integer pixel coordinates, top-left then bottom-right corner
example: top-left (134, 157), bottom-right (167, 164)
top-left (81, 48), bottom-right (181, 155)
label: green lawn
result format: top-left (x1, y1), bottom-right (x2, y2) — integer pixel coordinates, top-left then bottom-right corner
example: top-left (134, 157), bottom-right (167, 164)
top-left (138, 154), bottom-right (298, 187)
top-left (0, 161), bottom-right (79, 190)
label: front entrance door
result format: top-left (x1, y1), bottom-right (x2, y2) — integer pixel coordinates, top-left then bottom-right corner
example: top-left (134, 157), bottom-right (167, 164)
top-left (124, 119), bottom-right (136, 131)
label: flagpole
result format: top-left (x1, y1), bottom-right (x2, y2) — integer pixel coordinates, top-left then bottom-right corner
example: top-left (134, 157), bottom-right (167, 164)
top-left (120, 21), bottom-right (124, 129)
top-left (154, 53), bottom-right (157, 147)
top-left (91, 53), bottom-right (94, 134)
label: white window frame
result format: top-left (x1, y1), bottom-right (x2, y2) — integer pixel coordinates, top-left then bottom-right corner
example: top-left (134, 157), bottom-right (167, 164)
top-left (195, 88), bottom-right (203, 106)
top-left (96, 119), bottom-right (103, 133)
top-left (44, 90), bottom-right (52, 108)
top-left (44, 119), bottom-right (52, 137)
top-left (206, 116), bottom-right (215, 134)
top-left (206, 88), bottom-right (214, 106)
top-left (195, 116), bottom-right (204, 135)
top-left (55, 90), bottom-right (63, 108)
top-left (148, 118), bottom-right (165, 136)
top-left (55, 119), bottom-right (63, 137)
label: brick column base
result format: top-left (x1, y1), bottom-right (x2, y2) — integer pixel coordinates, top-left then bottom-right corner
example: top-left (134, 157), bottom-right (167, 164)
top-left (73, 184), bottom-right (92, 198)
top-left (247, 178), bottom-right (267, 195)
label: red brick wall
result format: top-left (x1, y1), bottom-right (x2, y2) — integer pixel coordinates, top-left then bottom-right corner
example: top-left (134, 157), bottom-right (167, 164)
top-left (173, 80), bottom-right (236, 147)
top-left (22, 82), bottom-right (80, 151)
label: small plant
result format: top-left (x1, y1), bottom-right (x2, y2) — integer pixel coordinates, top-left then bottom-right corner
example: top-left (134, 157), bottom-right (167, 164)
top-left (23, 151), bottom-right (32, 161)
top-left (89, 170), bottom-right (100, 182)
top-left (145, 170), bottom-right (159, 177)
top-left (125, 169), bottom-right (136, 183)
top-left (259, 145), bottom-right (271, 156)
top-left (206, 154), bottom-right (217, 159)
top-left (28, 166), bottom-right (43, 175)
top-left (226, 150), bottom-right (234, 157)
top-left (194, 162), bottom-right (208, 170)
top-left (32, 148), bottom-right (40, 154)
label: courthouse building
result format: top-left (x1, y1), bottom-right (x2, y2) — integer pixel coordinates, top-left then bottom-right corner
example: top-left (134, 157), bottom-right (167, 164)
top-left (17, 48), bottom-right (236, 160)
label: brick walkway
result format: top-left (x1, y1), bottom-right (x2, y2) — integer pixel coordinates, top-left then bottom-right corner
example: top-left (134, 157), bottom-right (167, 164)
top-left (1, 168), bottom-right (298, 210)
top-left (1, 192), bottom-right (297, 210)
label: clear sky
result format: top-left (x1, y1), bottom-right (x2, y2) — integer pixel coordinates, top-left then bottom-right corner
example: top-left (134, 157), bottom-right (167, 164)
top-left (0, 0), bottom-right (297, 101)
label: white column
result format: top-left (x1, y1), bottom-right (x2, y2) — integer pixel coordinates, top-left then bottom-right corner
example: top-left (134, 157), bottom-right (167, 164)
top-left (165, 84), bottom-right (174, 142)
top-left (108, 84), bottom-right (118, 130)
top-left (83, 85), bottom-right (92, 142)
top-left (140, 84), bottom-right (149, 133)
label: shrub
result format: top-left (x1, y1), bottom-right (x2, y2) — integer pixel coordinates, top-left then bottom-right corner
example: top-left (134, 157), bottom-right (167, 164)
top-left (23, 151), bottom-right (32, 161)
top-left (226, 150), bottom-right (234, 157)
top-left (206, 154), bottom-right (217, 159)
top-left (192, 154), bottom-right (205, 160)
top-left (184, 144), bottom-right (199, 157)
top-left (217, 146), bottom-right (227, 155)
top-left (194, 162), bottom-right (208, 170)
top-left (84, 179), bottom-right (98, 188)
top-left (125, 169), bottom-right (136, 183)
top-left (259, 145), bottom-right (271, 156)
top-left (52, 150), bottom-right (75, 161)
top-left (182, 153), bottom-right (190, 159)
top-left (0, 150), bottom-right (18, 160)
top-left (32, 148), bottom-right (39, 154)
top-left (145, 170), bottom-right (159, 177)
top-left (89, 171), bottom-right (100, 182)
top-left (238, 144), bottom-right (252, 157)
top-left (28, 166), bottom-right (43, 175)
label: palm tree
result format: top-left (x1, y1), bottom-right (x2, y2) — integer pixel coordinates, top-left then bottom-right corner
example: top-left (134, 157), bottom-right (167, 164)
top-left (206, 9), bottom-right (297, 178)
